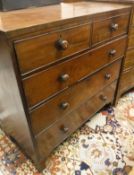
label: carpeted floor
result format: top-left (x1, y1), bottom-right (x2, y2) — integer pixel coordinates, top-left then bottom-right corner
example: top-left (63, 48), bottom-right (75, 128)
top-left (0, 90), bottom-right (134, 175)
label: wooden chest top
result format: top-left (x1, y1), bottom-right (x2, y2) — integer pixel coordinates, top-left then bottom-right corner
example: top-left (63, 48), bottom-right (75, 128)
top-left (0, 1), bottom-right (131, 36)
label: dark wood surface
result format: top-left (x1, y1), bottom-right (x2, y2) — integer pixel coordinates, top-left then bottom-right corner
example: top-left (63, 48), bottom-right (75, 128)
top-left (131, 9), bottom-right (134, 24)
top-left (0, 2), bottom-right (131, 36)
top-left (0, 1), bottom-right (131, 170)
top-left (15, 24), bottom-right (91, 74)
top-left (31, 60), bottom-right (121, 135)
top-left (36, 81), bottom-right (117, 161)
top-left (92, 13), bottom-right (129, 45)
top-left (0, 33), bottom-right (37, 162)
top-left (118, 67), bottom-right (134, 95)
top-left (128, 27), bottom-right (134, 49)
top-left (124, 48), bottom-right (134, 70)
top-left (91, 0), bottom-right (134, 100)
top-left (23, 36), bottom-right (127, 108)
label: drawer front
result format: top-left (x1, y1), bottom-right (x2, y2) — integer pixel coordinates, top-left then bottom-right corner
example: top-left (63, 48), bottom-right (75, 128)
top-left (23, 36), bottom-right (126, 108)
top-left (124, 48), bottom-right (134, 70)
top-left (31, 60), bottom-right (121, 135)
top-left (92, 13), bottom-right (129, 45)
top-left (36, 81), bottom-right (117, 160)
top-left (119, 68), bottom-right (134, 95)
top-left (15, 24), bottom-right (91, 74)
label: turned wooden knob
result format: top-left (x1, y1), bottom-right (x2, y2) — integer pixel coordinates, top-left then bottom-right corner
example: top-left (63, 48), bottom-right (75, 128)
top-left (60, 102), bottom-right (70, 110)
top-left (57, 39), bottom-right (69, 50)
top-left (105, 73), bottom-right (111, 80)
top-left (109, 49), bottom-right (116, 57)
top-left (60, 125), bottom-right (69, 133)
top-left (110, 23), bottom-right (119, 31)
top-left (100, 95), bottom-right (108, 101)
top-left (59, 74), bottom-right (69, 82)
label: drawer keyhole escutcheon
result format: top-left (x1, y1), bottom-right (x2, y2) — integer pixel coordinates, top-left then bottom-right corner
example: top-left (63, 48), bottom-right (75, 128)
top-left (60, 102), bottom-right (70, 110)
top-left (57, 39), bottom-right (69, 50)
top-left (110, 23), bottom-right (119, 31)
top-left (105, 73), bottom-right (111, 80)
top-left (100, 95), bottom-right (108, 101)
top-left (60, 125), bottom-right (69, 133)
top-left (59, 74), bottom-right (70, 82)
top-left (109, 49), bottom-right (116, 57)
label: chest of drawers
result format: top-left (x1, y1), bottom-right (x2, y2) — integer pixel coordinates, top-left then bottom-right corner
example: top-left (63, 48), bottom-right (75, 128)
top-left (0, 1), bottom-right (131, 170)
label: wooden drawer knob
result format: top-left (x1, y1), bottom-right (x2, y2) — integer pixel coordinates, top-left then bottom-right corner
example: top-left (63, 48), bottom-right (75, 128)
top-left (57, 39), bottom-right (69, 50)
top-left (105, 73), bottom-right (111, 80)
top-left (59, 74), bottom-right (69, 82)
top-left (100, 95), bottom-right (107, 101)
top-left (110, 23), bottom-right (119, 31)
top-left (109, 49), bottom-right (116, 57)
top-left (60, 125), bottom-right (69, 133)
top-left (60, 102), bottom-right (70, 110)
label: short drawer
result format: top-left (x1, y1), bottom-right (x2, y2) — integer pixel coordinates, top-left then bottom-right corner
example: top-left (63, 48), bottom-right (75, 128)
top-left (92, 13), bottom-right (129, 45)
top-left (36, 81), bottom-right (117, 160)
top-left (119, 68), bottom-right (134, 95)
top-left (15, 24), bottom-right (91, 74)
top-left (31, 60), bottom-right (121, 135)
top-left (23, 36), bottom-right (126, 108)
top-left (124, 48), bottom-right (134, 70)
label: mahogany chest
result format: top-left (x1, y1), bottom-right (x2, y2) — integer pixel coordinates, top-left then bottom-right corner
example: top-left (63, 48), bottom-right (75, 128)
top-left (0, 1), bottom-right (131, 170)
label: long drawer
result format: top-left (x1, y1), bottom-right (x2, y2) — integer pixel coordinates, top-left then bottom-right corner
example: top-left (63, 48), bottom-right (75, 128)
top-left (36, 81), bottom-right (117, 160)
top-left (124, 48), bottom-right (134, 70)
top-left (92, 13), bottom-right (129, 45)
top-left (118, 68), bottom-right (134, 95)
top-left (23, 36), bottom-right (127, 108)
top-left (31, 60), bottom-right (121, 135)
top-left (15, 24), bottom-right (91, 74)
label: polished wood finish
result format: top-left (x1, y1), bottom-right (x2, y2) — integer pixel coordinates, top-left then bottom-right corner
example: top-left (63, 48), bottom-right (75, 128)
top-left (23, 36), bottom-right (127, 108)
top-left (31, 60), bottom-right (121, 135)
top-left (0, 2), bottom-right (131, 36)
top-left (91, 0), bottom-right (134, 100)
top-left (36, 81), bottom-right (117, 161)
top-left (131, 9), bottom-right (134, 24)
top-left (0, 1), bottom-right (131, 170)
top-left (118, 68), bottom-right (134, 95)
top-left (128, 27), bottom-right (134, 48)
top-left (15, 24), bottom-right (91, 74)
top-left (124, 48), bottom-right (134, 69)
top-left (92, 13), bottom-right (129, 45)
top-left (0, 34), bottom-right (36, 161)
